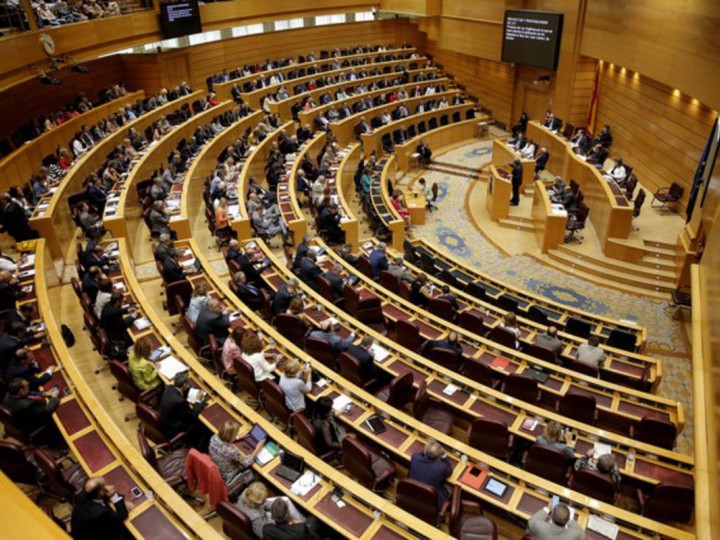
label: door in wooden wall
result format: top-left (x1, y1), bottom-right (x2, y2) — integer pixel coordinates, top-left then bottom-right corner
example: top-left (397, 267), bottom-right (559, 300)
top-left (162, 53), bottom-right (191, 89)
top-left (521, 84), bottom-right (550, 123)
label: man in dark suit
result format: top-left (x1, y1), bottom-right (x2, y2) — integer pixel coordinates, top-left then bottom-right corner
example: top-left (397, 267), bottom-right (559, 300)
top-left (322, 264), bottom-right (345, 301)
top-left (293, 236), bottom-right (311, 271)
top-left (409, 441), bottom-right (453, 509)
top-left (0, 322), bottom-right (34, 373)
top-left (0, 270), bottom-right (26, 311)
top-left (437, 285), bottom-right (460, 311)
top-left (510, 158), bottom-right (523, 206)
top-left (369, 243), bottom-right (389, 277)
top-left (424, 331), bottom-right (464, 364)
top-left (195, 298), bottom-right (231, 345)
top-left (3, 378), bottom-right (64, 447)
top-left (298, 251), bottom-right (322, 290)
top-left (100, 293), bottom-right (136, 349)
top-left (81, 266), bottom-right (103, 304)
top-left (159, 372), bottom-right (210, 451)
top-left (70, 478), bottom-right (134, 540)
top-left (263, 499), bottom-right (320, 540)
top-left (162, 249), bottom-right (187, 283)
top-left (272, 279), bottom-right (299, 315)
top-left (535, 148), bottom-right (550, 177)
top-left (5, 303), bottom-right (34, 329)
top-left (227, 240), bottom-right (265, 286)
top-left (319, 204), bottom-right (344, 245)
top-left (339, 244), bottom-right (359, 267)
top-left (231, 271), bottom-right (263, 311)
top-left (345, 336), bottom-right (378, 380)
top-left (4, 348), bottom-right (56, 390)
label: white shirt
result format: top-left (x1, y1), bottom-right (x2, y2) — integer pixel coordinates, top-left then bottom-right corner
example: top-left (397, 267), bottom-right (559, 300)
top-left (520, 143), bottom-right (536, 159)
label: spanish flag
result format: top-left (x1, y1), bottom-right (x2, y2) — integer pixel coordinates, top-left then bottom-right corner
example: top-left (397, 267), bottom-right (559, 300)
top-left (586, 64), bottom-right (600, 135)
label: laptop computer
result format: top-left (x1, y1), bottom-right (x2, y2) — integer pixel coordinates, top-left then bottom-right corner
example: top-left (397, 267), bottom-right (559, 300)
top-left (244, 423), bottom-right (268, 449)
top-left (276, 450), bottom-right (305, 482)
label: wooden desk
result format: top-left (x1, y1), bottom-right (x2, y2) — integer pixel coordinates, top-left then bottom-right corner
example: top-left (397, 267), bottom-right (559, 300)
top-left (532, 180), bottom-right (568, 252)
top-left (242, 53), bottom-right (419, 112)
top-left (527, 121), bottom-right (633, 250)
top-left (269, 56), bottom-right (427, 121)
top-left (407, 238), bottom-right (649, 350)
top-left (491, 139), bottom-right (534, 190)
top-left (405, 191), bottom-right (426, 225)
top-left (232, 120), bottom-right (295, 241)
top-left (31, 90), bottom-right (202, 260)
top-left (395, 118), bottom-right (479, 173)
top-left (485, 164), bottom-right (511, 221)
top-left (34, 239), bottom-right (212, 539)
top-left (335, 143), bottom-right (361, 250)
top-left (105, 101), bottom-right (237, 251)
top-left (377, 156), bottom-right (404, 252)
top-left (175, 111), bottom-right (264, 241)
top-left (361, 104), bottom-right (474, 158)
top-left (297, 69), bottom-right (441, 129)
top-left (0, 92), bottom-right (143, 191)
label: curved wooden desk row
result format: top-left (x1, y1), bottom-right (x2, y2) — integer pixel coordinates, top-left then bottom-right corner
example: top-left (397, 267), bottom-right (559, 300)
top-left (225, 119), bottom-right (296, 241)
top-left (175, 110), bottom-right (265, 241)
top-left (335, 143), bottom-right (363, 249)
top-left (318, 240), bottom-right (673, 423)
top-left (113, 237), bottom-right (446, 540)
top-left (408, 237), bottom-right (649, 349)
top-left (296, 69), bottom-right (442, 130)
top-left (331, 87), bottom-right (459, 148)
top-left (104, 100), bottom-right (240, 248)
top-left (31, 90), bottom-right (205, 260)
top-left (526, 121), bottom-right (634, 250)
top-left (244, 54), bottom-right (423, 115)
top-left (217, 239), bottom-right (693, 539)
top-left (361, 104), bottom-right (478, 158)
top-left (213, 46), bottom-right (416, 105)
top-left (357, 238), bottom-right (662, 393)
top-left (0, 92), bottom-right (144, 192)
top-left (268, 56), bottom-right (428, 122)
top-left (28, 239), bottom-right (213, 539)
top-left (372, 155), bottom-right (405, 252)
top-left (248, 237), bottom-right (687, 464)
top-left (277, 131), bottom-right (329, 242)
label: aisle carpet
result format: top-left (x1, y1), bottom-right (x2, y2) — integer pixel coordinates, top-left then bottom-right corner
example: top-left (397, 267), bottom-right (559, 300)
top-left (405, 141), bottom-right (694, 455)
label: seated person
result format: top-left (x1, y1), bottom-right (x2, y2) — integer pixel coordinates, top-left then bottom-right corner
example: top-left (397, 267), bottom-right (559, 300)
top-left (241, 333), bottom-right (278, 383)
top-left (4, 348), bottom-right (57, 391)
top-left (237, 482), bottom-right (306, 539)
top-left (535, 148), bottom-right (550, 177)
top-left (263, 498), bottom-right (319, 540)
top-left (410, 274), bottom-right (433, 308)
top-left (100, 292), bottom-right (137, 349)
top-left (416, 140), bottom-right (432, 165)
top-left (128, 336), bottom-right (162, 391)
top-left (437, 284), bottom-right (459, 310)
top-left (162, 248), bottom-right (188, 283)
top-left (195, 298), bottom-right (231, 346)
top-left (527, 501), bottom-right (585, 540)
top-left (409, 441), bottom-right (453, 508)
top-left (278, 359), bottom-right (312, 413)
top-left (3, 378), bottom-right (64, 447)
top-left (536, 421), bottom-right (576, 459)
top-left (391, 190), bottom-right (412, 230)
top-left (388, 257), bottom-right (414, 283)
top-left (574, 450), bottom-right (621, 490)
top-left (319, 203), bottom-right (344, 245)
top-left (311, 396), bottom-right (346, 455)
top-left (519, 138), bottom-right (537, 160)
top-left (339, 243), bottom-right (359, 267)
top-left (271, 279), bottom-right (298, 315)
top-left (605, 158), bottom-right (627, 184)
top-left (308, 320), bottom-right (355, 355)
top-left (71, 477), bottom-right (134, 540)
top-left (345, 336), bottom-right (378, 380)
top-left (499, 312), bottom-right (522, 349)
top-left (187, 282), bottom-right (210, 325)
top-left (231, 271), bottom-right (264, 311)
top-left (0, 270), bottom-right (26, 311)
top-left (534, 325), bottom-right (563, 360)
top-left (159, 372), bottom-right (211, 451)
top-left (576, 335), bottom-right (604, 369)
top-left (322, 264), bottom-right (345, 300)
top-left (209, 420), bottom-right (265, 493)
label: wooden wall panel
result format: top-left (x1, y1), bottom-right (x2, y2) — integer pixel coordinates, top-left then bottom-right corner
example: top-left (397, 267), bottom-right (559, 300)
top-left (581, 0), bottom-right (720, 112)
top-left (420, 34), bottom-right (515, 126)
top-left (594, 62), bottom-right (716, 212)
top-left (568, 55), bottom-right (597, 127)
top-left (0, 56), bottom-right (127, 143)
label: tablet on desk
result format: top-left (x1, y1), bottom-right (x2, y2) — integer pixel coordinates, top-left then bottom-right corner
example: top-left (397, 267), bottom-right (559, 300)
top-left (484, 478), bottom-right (507, 498)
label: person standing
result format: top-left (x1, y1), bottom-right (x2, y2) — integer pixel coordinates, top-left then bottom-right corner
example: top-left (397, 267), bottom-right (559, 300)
top-left (511, 158), bottom-right (523, 206)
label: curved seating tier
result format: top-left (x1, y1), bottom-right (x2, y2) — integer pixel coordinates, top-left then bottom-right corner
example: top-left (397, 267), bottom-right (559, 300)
top-left (0, 91), bottom-right (143, 191)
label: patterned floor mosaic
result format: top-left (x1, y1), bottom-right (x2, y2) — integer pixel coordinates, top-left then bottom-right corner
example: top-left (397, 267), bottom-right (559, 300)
top-left (408, 141), bottom-right (694, 455)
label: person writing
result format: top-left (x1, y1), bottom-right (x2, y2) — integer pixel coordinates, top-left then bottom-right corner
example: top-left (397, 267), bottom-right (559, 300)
top-left (209, 420), bottom-right (265, 492)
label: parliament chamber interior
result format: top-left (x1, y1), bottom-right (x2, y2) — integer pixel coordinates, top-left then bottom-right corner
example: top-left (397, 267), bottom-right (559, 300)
top-left (0, 0), bottom-right (718, 539)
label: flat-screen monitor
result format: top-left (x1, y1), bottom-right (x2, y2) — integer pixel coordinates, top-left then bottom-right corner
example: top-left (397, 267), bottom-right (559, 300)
top-left (502, 10), bottom-right (563, 71)
top-left (159, 0), bottom-right (202, 39)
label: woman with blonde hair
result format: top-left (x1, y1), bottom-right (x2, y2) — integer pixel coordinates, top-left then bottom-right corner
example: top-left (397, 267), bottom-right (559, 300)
top-left (500, 312), bottom-right (521, 349)
top-left (128, 336), bottom-right (161, 391)
top-left (186, 282), bottom-right (210, 324)
top-left (236, 481), bottom-right (305, 538)
top-left (241, 333), bottom-right (278, 383)
top-left (209, 421), bottom-right (264, 494)
top-left (536, 420), bottom-right (575, 459)
top-left (279, 359), bottom-right (312, 412)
